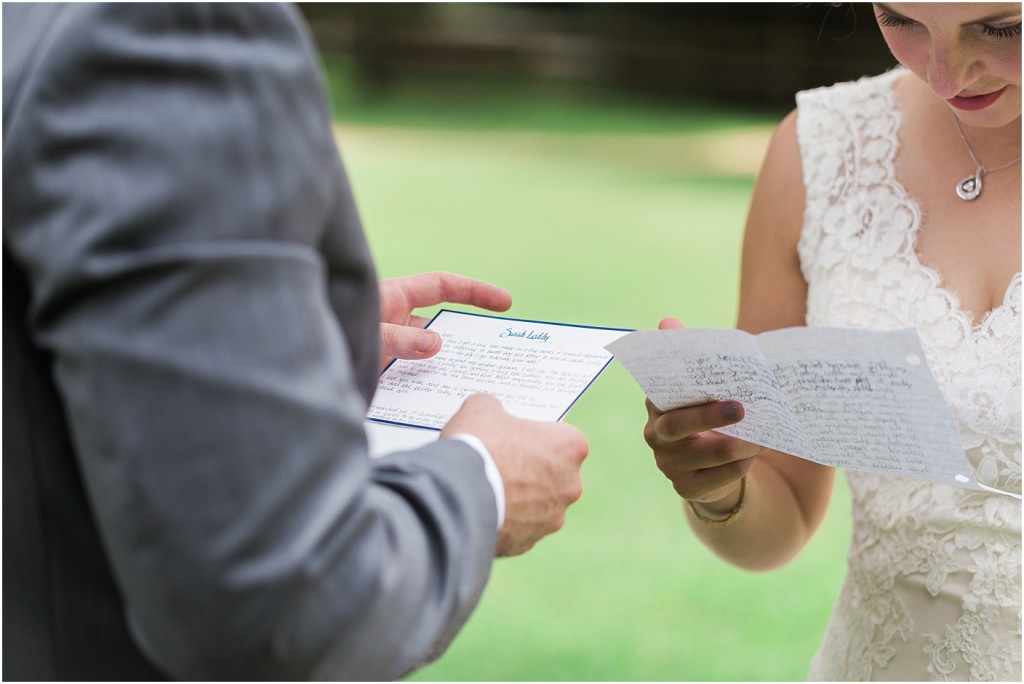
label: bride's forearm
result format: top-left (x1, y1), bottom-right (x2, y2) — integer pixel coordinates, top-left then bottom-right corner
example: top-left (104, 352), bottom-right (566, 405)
top-left (686, 453), bottom-right (835, 572)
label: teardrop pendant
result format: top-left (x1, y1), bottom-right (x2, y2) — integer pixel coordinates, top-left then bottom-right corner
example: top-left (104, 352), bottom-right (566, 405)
top-left (956, 172), bottom-right (983, 201)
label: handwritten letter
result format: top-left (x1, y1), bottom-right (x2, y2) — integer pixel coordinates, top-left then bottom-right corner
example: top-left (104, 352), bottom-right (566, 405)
top-left (607, 327), bottom-right (996, 494)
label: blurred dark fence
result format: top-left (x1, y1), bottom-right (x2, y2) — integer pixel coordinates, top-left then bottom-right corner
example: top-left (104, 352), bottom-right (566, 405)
top-left (298, 2), bottom-right (896, 109)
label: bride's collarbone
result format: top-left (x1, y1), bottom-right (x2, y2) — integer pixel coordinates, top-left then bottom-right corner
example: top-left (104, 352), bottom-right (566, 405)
top-left (912, 176), bottom-right (1021, 325)
top-left (890, 76), bottom-right (1020, 324)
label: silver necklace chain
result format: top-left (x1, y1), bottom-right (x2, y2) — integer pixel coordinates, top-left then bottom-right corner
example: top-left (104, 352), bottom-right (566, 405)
top-left (952, 116), bottom-right (1022, 201)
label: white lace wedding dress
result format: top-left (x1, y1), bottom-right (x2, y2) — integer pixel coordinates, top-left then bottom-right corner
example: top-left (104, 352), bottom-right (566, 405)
top-left (795, 69), bottom-right (1022, 681)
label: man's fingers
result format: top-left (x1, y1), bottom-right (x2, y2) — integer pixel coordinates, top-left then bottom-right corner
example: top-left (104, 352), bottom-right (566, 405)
top-left (395, 272), bottom-right (513, 312)
top-left (404, 314), bottom-right (431, 330)
top-left (658, 317), bottom-right (685, 330)
top-left (380, 323), bottom-right (441, 361)
top-left (452, 392), bottom-right (502, 417)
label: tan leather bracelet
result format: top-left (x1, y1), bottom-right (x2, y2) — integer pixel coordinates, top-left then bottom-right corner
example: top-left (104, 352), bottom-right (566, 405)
top-left (687, 476), bottom-right (747, 528)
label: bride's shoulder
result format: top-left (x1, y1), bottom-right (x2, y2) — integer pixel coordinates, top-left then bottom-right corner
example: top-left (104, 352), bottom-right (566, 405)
top-left (795, 68), bottom-right (906, 120)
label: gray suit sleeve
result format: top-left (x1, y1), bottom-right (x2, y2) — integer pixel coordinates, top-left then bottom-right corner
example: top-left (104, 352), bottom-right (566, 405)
top-left (2, 3), bottom-right (497, 680)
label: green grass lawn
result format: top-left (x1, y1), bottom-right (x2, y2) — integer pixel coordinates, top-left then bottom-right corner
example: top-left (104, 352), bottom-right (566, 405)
top-left (323, 58), bottom-right (852, 681)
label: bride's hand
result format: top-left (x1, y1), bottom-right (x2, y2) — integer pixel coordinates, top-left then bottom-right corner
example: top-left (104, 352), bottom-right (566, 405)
top-left (643, 317), bottom-right (762, 510)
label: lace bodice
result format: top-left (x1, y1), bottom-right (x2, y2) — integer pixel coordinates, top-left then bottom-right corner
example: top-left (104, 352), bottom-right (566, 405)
top-left (796, 70), bottom-right (1022, 681)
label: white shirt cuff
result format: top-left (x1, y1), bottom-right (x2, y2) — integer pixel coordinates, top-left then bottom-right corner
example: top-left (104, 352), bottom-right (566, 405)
top-left (449, 434), bottom-right (505, 530)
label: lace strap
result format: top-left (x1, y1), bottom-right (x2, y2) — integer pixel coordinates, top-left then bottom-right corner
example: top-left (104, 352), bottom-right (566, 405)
top-left (794, 69), bottom-right (905, 279)
top-left (795, 69), bottom-right (902, 201)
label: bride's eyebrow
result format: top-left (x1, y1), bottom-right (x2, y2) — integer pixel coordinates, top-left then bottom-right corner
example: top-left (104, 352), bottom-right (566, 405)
top-left (874, 4), bottom-right (910, 20)
top-left (875, 2), bottom-right (1022, 25)
top-left (971, 11), bottom-right (1024, 24)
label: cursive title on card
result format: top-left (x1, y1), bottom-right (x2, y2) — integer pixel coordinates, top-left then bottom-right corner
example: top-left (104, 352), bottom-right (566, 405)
top-left (501, 328), bottom-right (550, 342)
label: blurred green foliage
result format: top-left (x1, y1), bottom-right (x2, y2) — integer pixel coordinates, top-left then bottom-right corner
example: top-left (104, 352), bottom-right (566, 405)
top-left (320, 54), bottom-right (789, 134)
top-left (322, 57), bottom-right (852, 681)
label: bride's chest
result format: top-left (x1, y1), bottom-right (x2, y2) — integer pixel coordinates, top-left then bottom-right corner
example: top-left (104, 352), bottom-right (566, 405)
top-left (897, 149), bottom-right (1021, 326)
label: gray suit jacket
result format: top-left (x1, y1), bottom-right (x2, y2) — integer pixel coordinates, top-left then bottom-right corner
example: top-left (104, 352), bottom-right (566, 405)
top-left (2, 3), bottom-right (497, 680)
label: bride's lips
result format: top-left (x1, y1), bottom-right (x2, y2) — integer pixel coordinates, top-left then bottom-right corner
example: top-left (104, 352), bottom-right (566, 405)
top-left (948, 86), bottom-right (1008, 111)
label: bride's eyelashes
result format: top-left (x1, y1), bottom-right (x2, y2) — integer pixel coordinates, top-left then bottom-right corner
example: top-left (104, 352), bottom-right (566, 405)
top-left (876, 8), bottom-right (1022, 40)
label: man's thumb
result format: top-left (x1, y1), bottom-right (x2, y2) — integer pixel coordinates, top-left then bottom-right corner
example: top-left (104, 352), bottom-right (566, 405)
top-left (380, 323), bottom-right (441, 360)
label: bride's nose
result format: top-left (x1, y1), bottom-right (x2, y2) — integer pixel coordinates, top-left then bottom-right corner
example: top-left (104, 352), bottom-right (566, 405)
top-left (926, 40), bottom-right (978, 99)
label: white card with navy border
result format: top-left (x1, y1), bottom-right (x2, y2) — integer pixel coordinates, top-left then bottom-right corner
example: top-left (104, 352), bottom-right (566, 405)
top-left (365, 310), bottom-right (631, 456)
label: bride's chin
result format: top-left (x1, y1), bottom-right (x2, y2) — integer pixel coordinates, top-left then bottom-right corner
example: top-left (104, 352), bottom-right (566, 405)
top-left (949, 101), bottom-right (1023, 133)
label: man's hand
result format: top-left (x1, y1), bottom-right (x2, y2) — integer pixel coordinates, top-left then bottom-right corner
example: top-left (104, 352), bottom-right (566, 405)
top-left (378, 272), bottom-right (512, 370)
top-left (442, 394), bottom-right (589, 557)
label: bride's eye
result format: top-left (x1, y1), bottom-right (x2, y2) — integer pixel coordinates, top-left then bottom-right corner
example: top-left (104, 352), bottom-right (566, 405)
top-left (982, 22), bottom-right (1022, 39)
top-left (876, 11), bottom-right (916, 30)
